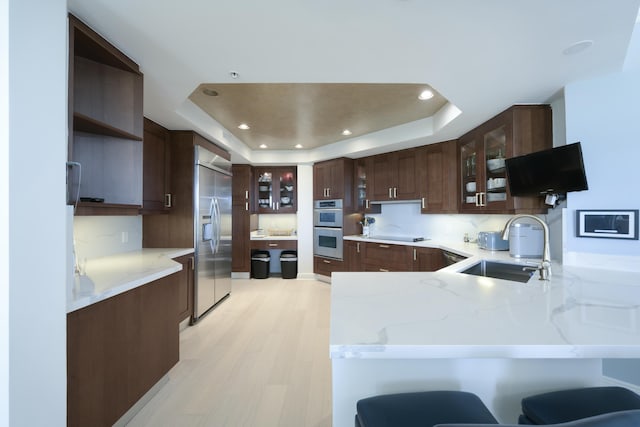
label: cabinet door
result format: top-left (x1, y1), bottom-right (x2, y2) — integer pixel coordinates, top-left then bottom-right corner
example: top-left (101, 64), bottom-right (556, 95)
top-left (255, 167), bottom-right (297, 213)
top-left (395, 148), bottom-right (419, 200)
top-left (142, 118), bottom-right (171, 213)
top-left (362, 242), bottom-right (412, 272)
top-left (344, 240), bottom-right (363, 271)
top-left (175, 255), bottom-right (194, 322)
top-left (412, 247), bottom-right (444, 272)
top-left (232, 164), bottom-right (253, 213)
top-left (418, 140), bottom-right (458, 213)
top-left (314, 256), bottom-right (345, 277)
top-left (371, 154), bottom-right (395, 200)
top-left (313, 160), bottom-right (343, 199)
top-left (459, 132), bottom-right (485, 213)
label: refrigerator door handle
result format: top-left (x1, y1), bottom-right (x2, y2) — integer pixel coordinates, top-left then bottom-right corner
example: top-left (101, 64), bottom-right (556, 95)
top-left (212, 197), bottom-right (221, 254)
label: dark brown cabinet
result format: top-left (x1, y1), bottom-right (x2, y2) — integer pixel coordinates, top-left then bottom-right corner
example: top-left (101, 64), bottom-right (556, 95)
top-left (251, 240), bottom-right (298, 251)
top-left (344, 240), bottom-right (363, 271)
top-left (313, 158), bottom-right (354, 205)
top-left (370, 148), bottom-right (419, 201)
top-left (67, 274), bottom-right (179, 427)
top-left (362, 242), bottom-right (413, 272)
top-left (142, 118), bottom-right (171, 213)
top-left (412, 247), bottom-right (444, 272)
top-left (174, 255), bottom-right (194, 322)
top-left (68, 14), bottom-right (144, 215)
top-left (314, 256), bottom-right (346, 277)
top-left (459, 105), bottom-right (552, 214)
top-left (255, 167), bottom-right (297, 213)
top-left (232, 164), bottom-right (253, 273)
top-left (416, 140), bottom-right (458, 214)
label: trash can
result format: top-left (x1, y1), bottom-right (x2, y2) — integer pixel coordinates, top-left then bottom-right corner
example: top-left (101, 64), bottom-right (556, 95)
top-left (280, 250), bottom-right (298, 279)
top-left (251, 251), bottom-right (270, 279)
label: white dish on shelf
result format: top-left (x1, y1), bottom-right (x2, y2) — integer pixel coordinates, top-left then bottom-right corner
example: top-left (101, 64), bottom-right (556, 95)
top-left (465, 182), bottom-right (476, 192)
top-left (487, 192), bottom-right (507, 202)
top-left (466, 196), bottom-right (476, 203)
top-left (487, 158), bottom-right (505, 171)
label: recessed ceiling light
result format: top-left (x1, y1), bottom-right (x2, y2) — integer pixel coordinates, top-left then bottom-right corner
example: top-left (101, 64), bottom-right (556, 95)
top-left (295, 144), bottom-right (303, 149)
top-left (229, 71), bottom-right (239, 79)
top-left (563, 40), bottom-right (593, 56)
top-left (238, 123), bottom-right (250, 130)
top-left (418, 89), bottom-right (434, 100)
top-left (202, 88), bottom-right (218, 96)
top-left (342, 129), bottom-right (352, 136)
top-left (259, 144), bottom-right (267, 149)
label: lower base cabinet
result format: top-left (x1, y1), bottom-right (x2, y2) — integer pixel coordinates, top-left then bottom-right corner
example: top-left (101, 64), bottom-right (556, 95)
top-left (412, 247), bottom-right (445, 272)
top-left (175, 255), bottom-right (194, 322)
top-left (363, 242), bottom-right (413, 272)
top-left (314, 256), bottom-right (346, 277)
top-left (67, 274), bottom-right (179, 427)
top-left (342, 241), bottom-right (445, 273)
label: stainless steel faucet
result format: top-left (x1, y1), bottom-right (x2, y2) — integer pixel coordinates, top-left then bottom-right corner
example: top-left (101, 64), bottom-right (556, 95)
top-left (501, 214), bottom-right (551, 280)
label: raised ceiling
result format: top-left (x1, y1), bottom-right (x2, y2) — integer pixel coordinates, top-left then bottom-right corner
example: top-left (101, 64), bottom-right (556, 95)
top-left (66, 0), bottom-right (640, 163)
top-left (188, 83), bottom-right (448, 150)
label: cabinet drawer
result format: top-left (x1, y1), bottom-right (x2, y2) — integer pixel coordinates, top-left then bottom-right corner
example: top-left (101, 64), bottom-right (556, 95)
top-left (314, 256), bottom-right (345, 276)
top-left (250, 240), bottom-right (297, 250)
top-left (363, 242), bottom-right (412, 270)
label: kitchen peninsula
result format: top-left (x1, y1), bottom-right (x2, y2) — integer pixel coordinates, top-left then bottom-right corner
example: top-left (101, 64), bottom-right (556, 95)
top-left (330, 247), bottom-right (640, 427)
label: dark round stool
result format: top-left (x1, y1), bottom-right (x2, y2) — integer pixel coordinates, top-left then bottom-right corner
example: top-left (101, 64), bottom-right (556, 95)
top-left (519, 386), bottom-right (640, 425)
top-left (355, 390), bottom-right (498, 427)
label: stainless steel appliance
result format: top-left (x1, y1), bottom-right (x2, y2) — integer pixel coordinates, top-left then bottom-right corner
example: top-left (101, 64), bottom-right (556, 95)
top-left (313, 199), bottom-right (343, 227)
top-left (193, 146), bottom-right (232, 322)
top-left (508, 222), bottom-right (544, 258)
top-left (313, 226), bottom-right (343, 259)
top-left (313, 199), bottom-right (344, 259)
top-left (442, 250), bottom-right (468, 266)
top-left (477, 231), bottom-right (509, 251)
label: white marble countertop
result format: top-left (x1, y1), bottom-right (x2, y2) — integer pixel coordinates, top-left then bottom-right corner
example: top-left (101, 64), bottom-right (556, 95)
top-left (67, 248), bottom-right (194, 313)
top-left (332, 237), bottom-right (640, 359)
top-left (250, 231), bottom-right (298, 240)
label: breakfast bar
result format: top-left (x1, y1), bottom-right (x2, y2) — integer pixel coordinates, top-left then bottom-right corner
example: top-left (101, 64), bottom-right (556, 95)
top-left (330, 265), bottom-right (640, 427)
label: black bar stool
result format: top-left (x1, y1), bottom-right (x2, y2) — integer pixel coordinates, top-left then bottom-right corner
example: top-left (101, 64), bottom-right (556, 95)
top-left (355, 390), bottom-right (498, 427)
top-left (518, 386), bottom-right (640, 425)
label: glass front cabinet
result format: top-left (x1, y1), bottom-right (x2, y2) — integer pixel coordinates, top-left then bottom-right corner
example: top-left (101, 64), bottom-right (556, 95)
top-left (459, 105), bottom-right (552, 214)
top-left (255, 167), bottom-right (297, 213)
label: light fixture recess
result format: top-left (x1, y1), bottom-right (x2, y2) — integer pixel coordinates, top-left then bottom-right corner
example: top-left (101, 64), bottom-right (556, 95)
top-left (238, 123), bottom-right (250, 130)
top-left (418, 89), bottom-right (434, 100)
top-left (295, 144), bottom-right (303, 149)
top-left (259, 144), bottom-right (267, 149)
top-left (342, 129), bottom-right (352, 136)
top-left (202, 88), bottom-right (218, 96)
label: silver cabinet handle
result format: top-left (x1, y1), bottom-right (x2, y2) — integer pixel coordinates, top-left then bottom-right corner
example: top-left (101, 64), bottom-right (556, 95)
top-left (327, 188), bottom-right (331, 197)
top-left (379, 268), bottom-right (389, 272)
top-left (475, 192), bottom-right (481, 207)
top-left (413, 248), bottom-right (417, 261)
top-left (480, 192), bottom-right (486, 207)
top-left (394, 187), bottom-right (397, 198)
top-left (323, 259), bottom-right (331, 264)
top-left (268, 243), bottom-right (278, 247)
top-left (245, 202), bottom-right (249, 211)
top-left (164, 193), bottom-right (172, 208)
top-left (379, 244), bottom-right (390, 249)
top-left (365, 199), bottom-right (370, 209)
top-left (421, 197), bottom-right (425, 209)
top-left (356, 242), bottom-right (360, 253)
top-left (388, 188), bottom-right (392, 199)
top-left (245, 190), bottom-right (249, 199)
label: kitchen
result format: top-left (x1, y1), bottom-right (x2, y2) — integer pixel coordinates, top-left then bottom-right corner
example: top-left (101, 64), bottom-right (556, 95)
top-left (4, 1), bottom-right (640, 427)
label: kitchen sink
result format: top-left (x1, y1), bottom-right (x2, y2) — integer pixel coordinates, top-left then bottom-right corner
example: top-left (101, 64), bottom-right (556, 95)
top-left (459, 260), bottom-right (536, 283)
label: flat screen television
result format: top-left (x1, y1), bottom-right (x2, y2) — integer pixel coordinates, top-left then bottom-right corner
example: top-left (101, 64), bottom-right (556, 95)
top-left (505, 142), bottom-right (589, 197)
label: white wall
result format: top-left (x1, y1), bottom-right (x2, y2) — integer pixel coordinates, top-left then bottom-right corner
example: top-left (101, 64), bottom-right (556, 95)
top-left (7, 0), bottom-right (68, 425)
top-left (563, 70), bottom-right (640, 271)
top-left (0, 0), bottom-right (9, 424)
top-left (296, 165), bottom-right (315, 278)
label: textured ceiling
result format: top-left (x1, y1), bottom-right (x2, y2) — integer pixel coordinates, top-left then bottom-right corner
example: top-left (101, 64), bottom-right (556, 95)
top-left (188, 83), bottom-right (448, 150)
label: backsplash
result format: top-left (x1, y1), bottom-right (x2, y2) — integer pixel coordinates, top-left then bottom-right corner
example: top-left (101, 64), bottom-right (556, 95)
top-left (257, 214), bottom-right (297, 235)
top-left (365, 203), bottom-right (518, 242)
top-left (73, 215), bottom-right (142, 260)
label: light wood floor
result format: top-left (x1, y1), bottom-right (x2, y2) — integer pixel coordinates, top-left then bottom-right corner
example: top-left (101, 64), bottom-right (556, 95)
top-left (127, 277), bottom-right (333, 427)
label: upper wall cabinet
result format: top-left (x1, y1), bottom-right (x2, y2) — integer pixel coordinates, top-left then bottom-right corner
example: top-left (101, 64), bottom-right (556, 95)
top-left (314, 158), bottom-right (354, 209)
top-left (370, 148), bottom-right (420, 202)
top-left (459, 105), bottom-right (552, 214)
top-left (141, 118), bottom-right (171, 214)
top-left (68, 14), bottom-right (144, 215)
top-left (416, 139), bottom-right (458, 214)
top-left (254, 167), bottom-right (297, 214)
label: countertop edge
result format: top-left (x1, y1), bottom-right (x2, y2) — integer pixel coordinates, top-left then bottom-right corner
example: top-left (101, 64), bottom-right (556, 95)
top-left (67, 248), bottom-right (194, 313)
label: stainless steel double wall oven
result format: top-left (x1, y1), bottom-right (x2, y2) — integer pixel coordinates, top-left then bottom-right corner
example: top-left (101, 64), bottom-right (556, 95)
top-left (313, 199), bottom-right (343, 259)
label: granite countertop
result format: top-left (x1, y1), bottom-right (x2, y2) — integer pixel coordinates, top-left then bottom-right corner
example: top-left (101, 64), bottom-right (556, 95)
top-left (67, 248), bottom-right (194, 313)
top-left (332, 236), bottom-right (640, 360)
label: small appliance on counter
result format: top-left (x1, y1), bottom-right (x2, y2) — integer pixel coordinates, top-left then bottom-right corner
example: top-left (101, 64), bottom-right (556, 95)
top-left (509, 222), bottom-right (544, 258)
top-left (477, 231), bottom-right (509, 251)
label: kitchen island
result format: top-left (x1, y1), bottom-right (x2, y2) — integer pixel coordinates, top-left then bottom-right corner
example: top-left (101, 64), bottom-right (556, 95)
top-left (330, 259), bottom-right (640, 426)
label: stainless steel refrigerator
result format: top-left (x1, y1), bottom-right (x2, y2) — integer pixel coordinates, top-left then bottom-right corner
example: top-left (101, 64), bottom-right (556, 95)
top-left (193, 146), bottom-right (232, 323)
